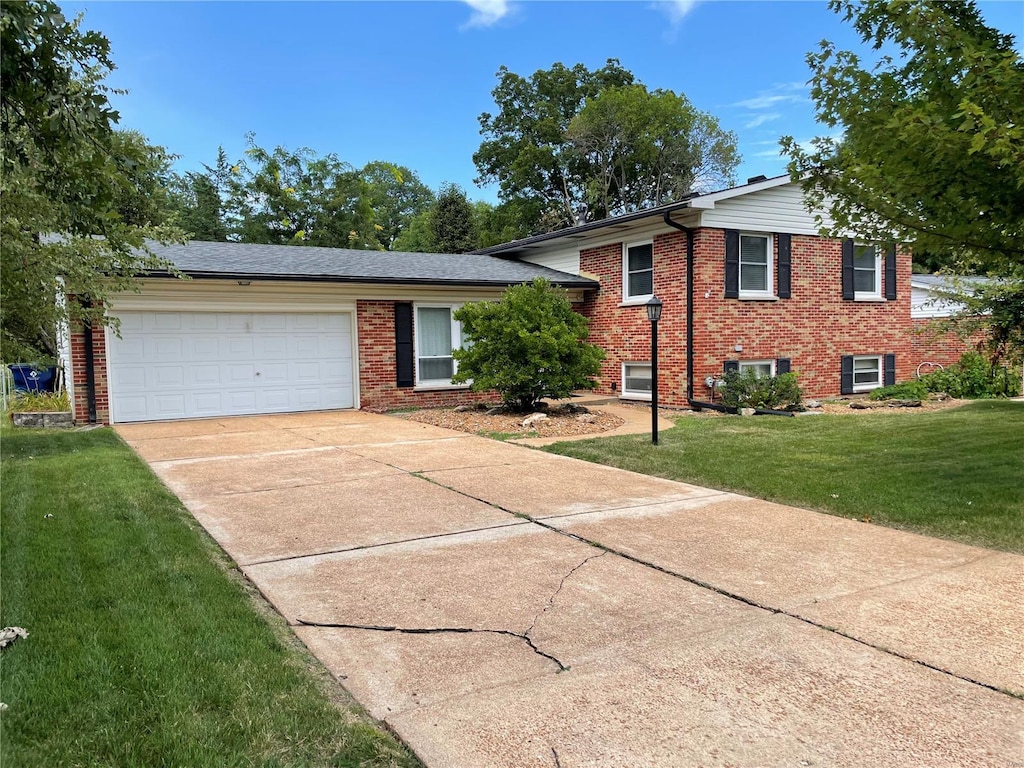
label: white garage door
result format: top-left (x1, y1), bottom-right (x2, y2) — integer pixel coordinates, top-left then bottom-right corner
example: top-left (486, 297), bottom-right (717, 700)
top-left (108, 311), bottom-right (354, 423)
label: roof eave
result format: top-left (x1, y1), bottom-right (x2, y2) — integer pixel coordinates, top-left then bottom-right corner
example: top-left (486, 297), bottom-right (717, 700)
top-left (140, 270), bottom-right (599, 290)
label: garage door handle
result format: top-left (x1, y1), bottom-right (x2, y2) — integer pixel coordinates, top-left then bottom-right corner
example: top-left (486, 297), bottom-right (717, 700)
top-left (255, 371), bottom-right (261, 376)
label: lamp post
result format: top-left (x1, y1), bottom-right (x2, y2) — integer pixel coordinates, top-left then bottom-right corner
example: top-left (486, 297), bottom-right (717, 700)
top-left (646, 295), bottom-right (663, 445)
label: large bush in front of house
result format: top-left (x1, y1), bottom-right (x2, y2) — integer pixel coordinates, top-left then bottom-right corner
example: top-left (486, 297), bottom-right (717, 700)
top-left (918, 351), bottom-right (1021, 399)
top-left (452, 278), bottom-right (604, 412)
top-left (719, 369), bottom-right (803, 411)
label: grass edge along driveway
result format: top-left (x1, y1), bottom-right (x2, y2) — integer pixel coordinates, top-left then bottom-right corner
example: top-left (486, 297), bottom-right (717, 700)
top-left (0, 425), bottom-right (420, 768)
top-left (544, 401), bottom-right (1024, 554)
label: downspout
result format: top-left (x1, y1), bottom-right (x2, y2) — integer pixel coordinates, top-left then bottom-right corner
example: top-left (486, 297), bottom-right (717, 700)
top-left (662, 211), bottom-right (728, 412)
top-left (81, 299), bottom-right (97, 424)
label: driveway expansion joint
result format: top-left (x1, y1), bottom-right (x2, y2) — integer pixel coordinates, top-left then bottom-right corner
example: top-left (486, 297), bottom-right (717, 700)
top-left (294, 619), bottom-right (569, 672)
top-left (420, 473), bottom-right (1023, 700)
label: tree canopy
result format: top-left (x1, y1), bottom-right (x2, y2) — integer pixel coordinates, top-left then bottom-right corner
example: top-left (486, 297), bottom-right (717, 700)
top-left (474, 59), bottom-right (738, 231)
top-left (782, 0), bottom-right (1023, 278)
top-left (782, 0), bottom-right (1023, 362)
top-left (1, 1), bottom-right (183, 362)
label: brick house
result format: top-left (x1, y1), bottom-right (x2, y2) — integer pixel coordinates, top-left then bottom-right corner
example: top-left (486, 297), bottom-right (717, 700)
top-left (477, 174), bottom-right (937, 407)
top-left (63, 174), bottom-right (967, 424)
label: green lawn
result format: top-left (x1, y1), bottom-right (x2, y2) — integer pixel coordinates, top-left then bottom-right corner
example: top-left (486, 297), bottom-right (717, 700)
top-left (0, 426), bottom-right (419, 768)
top-left (545, 401), bottom-right (1024, 553)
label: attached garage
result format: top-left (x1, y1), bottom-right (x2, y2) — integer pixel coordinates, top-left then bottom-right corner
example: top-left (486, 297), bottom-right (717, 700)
top-left (107, 311), bottom-right (354, 423)
top-left (64, 240), bottom-right (597, 425)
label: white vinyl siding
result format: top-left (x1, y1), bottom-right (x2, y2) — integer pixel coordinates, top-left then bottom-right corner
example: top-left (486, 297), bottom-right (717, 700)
top-left (739, 234), bottom-right (773, 296)
top-left (519, 249), bottom-right (581, 275)
top-left (623, 241), bottom-right (654, 302)
top-left (853, 355), bottom-right (882, 392)
top-left (622, 362), bottom-right (653, 400)
top-left (414, 304), bottom-right (466, 388)
top-left (697, 182), bottom-right (845, 236)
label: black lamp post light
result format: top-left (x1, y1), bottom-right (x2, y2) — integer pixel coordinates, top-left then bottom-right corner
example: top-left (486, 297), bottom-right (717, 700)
top-left (646, 295), bottom-right (662, 445)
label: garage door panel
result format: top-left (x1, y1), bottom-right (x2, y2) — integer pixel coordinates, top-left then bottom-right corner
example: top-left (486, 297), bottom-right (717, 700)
top-left (108, 311), bottom-right (354, 423)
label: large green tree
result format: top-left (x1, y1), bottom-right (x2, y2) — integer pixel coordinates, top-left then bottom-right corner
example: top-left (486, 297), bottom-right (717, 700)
top-left (360, 161), bottom-right (434, 250)
top-left (474, 59), bottom-right (738, 231)
top-left (1, 1), bottom-right (183, 362)
top-left (782, 0), bottom-right (1023, 361)
top-left (226, 137), bottom-right (381, 249)
top-left (567, 84), bottom-right (738, 217)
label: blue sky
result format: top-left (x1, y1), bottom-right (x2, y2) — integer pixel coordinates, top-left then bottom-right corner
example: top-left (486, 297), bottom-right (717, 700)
top-left (65, 0), bottom-right (1023, 202)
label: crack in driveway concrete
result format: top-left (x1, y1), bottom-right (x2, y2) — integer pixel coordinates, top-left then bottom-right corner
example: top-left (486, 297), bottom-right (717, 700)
top-left (417, 472), bottom-right (1023, 700)
top-left (294, 620), bottom-right (570, 672)
top-left (295, 549), bottom-right (612, 675)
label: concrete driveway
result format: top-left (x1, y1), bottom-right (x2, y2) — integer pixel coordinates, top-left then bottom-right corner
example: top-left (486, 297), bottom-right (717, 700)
top-left (116, 411), bottom-right (1023, 767)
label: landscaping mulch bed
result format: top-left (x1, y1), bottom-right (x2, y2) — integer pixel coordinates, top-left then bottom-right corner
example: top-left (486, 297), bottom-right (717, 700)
top-left (401, 404), bottom-right (624, 438)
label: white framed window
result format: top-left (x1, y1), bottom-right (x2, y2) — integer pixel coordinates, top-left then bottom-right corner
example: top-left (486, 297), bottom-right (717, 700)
top-left (739, 233), bottom-right (773, 297)
top-left (852, 355), bottom-right (882, 392)
top-left (854, 244), bottom-right (881, 299)
top-left (414, 304), bottom-right (465, 387)
top-left (739, 360), bottom-right (775, 378)
top-left (623, 241), bottom-right (654, 302)
top-left (622, 362), bottom-right (653, 400)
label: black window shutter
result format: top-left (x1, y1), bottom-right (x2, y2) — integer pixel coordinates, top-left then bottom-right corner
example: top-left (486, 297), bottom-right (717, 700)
top-left (841, 239), bottom-right (855, 300)
top-left (724, 230), bottom-right (740, 298)
top-left (776, 233), bottom-right (792, 299)
top-left (884, 353), bottom-right (896, 386)
top-left (776, 358), bottom-right (791, 375)
top-left (884, 244), bottom-right (897, 300)
top-left (841, 355), bottom-right (854, 394)
top-left (724, 360), bottom-right (739, 373)
top-left (395, 302), bottom-right (414, 388)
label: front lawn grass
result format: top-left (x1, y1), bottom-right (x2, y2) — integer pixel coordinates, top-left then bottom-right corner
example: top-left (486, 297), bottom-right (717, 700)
top-left (544, 401), bottom-right (1024, 553)
top-left (0, 426), bottom-right (419, 768)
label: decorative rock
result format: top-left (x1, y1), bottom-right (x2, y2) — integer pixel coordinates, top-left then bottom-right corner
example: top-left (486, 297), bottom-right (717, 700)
top-left (805, 399), bottom-right (822, 409)
top-left (928, 392), bottom-right (949, 401)
top-left (576, 413), bottom-right (596, 424)
top-left (521, 412), bottom-right (549, 427)
top-left (12, 411), bottom-right (74, 428)
top-left (454, 405), bottom-right (475, 413)
top-left (850, 400), bottom-right (885, 409)
top-left (484, 406), bottom-right (505, 416)
top-left (888, 399), bottom-right (922, 408)
top-left (12, 413), bottom-right (43, 427)
top-left (739, 407), bottom-right (756, 417)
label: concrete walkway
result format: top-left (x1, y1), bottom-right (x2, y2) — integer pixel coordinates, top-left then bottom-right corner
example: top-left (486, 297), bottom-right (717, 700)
top-left (116, 411), bottom-right (1024, 768)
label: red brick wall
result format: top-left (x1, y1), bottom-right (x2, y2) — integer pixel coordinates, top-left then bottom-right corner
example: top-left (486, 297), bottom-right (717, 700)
top-left (356, 300), bottom-right (497, 411)
top-left (578, 229), bottom-right (917, 404)
top-left (909, 319), bottom-right (983, 374)
top-left (69, 321), bottom-right (108, 424)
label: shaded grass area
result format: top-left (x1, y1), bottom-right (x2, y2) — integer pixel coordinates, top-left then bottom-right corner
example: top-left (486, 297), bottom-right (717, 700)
top-left (545, 401), bottom-right (1024, 553)
top-left (0, 426), bottom-right (419, 768)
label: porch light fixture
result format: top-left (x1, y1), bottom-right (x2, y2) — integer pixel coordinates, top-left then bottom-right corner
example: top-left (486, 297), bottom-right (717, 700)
top-left (646, 295), bottom-right (663, 445)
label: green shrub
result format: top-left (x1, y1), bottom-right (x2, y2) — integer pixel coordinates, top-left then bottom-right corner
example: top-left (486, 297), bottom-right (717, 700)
top-left (720, 370), bottom-right (803, 411)
top-left (868, 380), bottom-right (929, 401)
top-left (7, 390), bottom-right (70, 412)
top-left (918, 351), bottom-right (1021, 398)
top-left (452, 278), bottom-right (605, 412)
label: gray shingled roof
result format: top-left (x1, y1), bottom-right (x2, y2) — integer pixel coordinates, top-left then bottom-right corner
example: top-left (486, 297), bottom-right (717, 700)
top-left (141, 240), bottom-right (598, 289)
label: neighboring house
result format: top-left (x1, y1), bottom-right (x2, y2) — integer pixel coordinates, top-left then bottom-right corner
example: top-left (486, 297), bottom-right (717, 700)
top-left (63, 243), bottom-right (595, 424)
top-left (910, 275), bottom-right (988, 373)
top-left (64, 174), bottom-right (974, 424)
top-left (478, 174), bottom-right (929, 407)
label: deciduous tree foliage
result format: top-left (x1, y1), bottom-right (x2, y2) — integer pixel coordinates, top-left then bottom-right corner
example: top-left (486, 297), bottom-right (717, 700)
top-left (360, 161), bottom-right (434, 250)
top-left (1, 1), bottom-right (183, 362)
top-left (474, 59), bottom-right (738, 231)
top-left (782, 0), bottom-right (1023, 359)
top-left (452, 279), bottom-right (604, 412)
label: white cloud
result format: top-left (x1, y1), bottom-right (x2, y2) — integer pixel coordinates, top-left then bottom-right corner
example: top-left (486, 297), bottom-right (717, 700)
top-left (656, 0), bottom-right (700, 25)
top-left (744, 113), bottom-right (781, 129)
top-left (461, 0), bottom-right (511, 28)
top-left (731, 82), bottom-right (808, 111)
